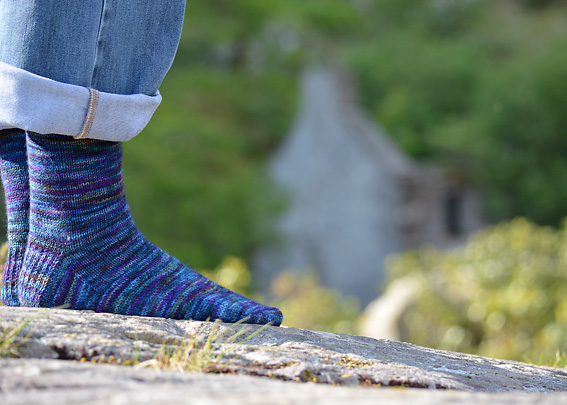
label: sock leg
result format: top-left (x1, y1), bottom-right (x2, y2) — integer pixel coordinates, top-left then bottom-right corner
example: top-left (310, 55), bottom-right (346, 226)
top-left (0, 129), bottom-right (29, 306)
top-left (19, 133), bottom-right (282, 325)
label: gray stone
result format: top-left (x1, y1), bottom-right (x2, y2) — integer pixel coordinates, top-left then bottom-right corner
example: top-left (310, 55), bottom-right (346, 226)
top-left (254, 68), bottom-right (407, 306)
top-left (1, 307), bottom-right (567, 404)
top-left (253, 68), bottom-right (486, 307)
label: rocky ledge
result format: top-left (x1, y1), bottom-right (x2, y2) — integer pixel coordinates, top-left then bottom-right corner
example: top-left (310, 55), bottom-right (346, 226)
top-left (1, 307), bottom-right (567, 404)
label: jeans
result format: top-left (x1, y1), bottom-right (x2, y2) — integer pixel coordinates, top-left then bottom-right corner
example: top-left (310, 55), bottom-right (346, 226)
top-left (0, 0), bottom-right (186, 141)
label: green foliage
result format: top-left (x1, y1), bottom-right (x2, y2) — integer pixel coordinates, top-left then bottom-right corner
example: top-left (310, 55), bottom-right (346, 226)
top-left (348, 34), bottom-right (485, 157)
top-left (387, 218), bottom-right (567, 363)
top-left (344, 0), bottom-right (485, 158)
top-left (269, 271), bottom-right (360, 335)
top-left (344, 1), bottom-right (567, 226)
top-left (124, 0), bottom-right (490, 272)
top-left (462, 39), bottom-right (567, 224)
top-left (521, 0), bottom-right (567, 9)
top-left (123, 67), bottom-right (294, 269)
top-left (111, 1), bottom-right (567, 284)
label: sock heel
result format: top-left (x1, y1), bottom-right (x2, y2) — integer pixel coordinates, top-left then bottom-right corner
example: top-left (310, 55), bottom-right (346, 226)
top-left (0, 247), bottom-right (25, 306)
top-left (18, 242), bottom-right (64, 307)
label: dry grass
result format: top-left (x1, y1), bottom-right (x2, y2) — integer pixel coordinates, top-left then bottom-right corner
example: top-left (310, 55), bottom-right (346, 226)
top-left (0, 242), bottom-right (7, 293)
top-left (135, 318), bottom-right (269, 373)
top-left (0, 316), bottom-right (32, 358)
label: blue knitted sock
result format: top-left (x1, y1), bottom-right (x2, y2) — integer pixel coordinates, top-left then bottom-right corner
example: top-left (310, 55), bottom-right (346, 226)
top-left (0, 130), bottom-right (29, 306)
top-left (18, 133), bottom-right (282, 325)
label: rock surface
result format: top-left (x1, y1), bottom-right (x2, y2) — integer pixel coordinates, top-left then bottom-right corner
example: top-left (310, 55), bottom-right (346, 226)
top-left (1, 307), bottom-right (567, 404)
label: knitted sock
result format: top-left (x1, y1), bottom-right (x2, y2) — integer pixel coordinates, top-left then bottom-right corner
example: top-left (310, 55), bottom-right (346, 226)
top-left (0, 130), bottom-right (29, 306)
top-left (19, 133), bottom-right (282, 325)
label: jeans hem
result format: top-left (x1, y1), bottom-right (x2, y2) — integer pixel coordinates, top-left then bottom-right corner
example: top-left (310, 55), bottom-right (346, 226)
top-left (0, 62), bottom-right (161, 142)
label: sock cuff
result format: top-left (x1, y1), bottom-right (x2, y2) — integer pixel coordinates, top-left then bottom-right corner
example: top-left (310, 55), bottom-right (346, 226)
top-left (0, 62), bottom-right (161, 142)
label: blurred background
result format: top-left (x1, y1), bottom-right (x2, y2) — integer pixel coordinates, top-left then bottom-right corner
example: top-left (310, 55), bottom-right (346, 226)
top-left (4, 0), bottom-right (567, 365)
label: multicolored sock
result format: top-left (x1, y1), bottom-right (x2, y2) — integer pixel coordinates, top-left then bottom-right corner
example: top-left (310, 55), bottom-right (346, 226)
top-left (19, 133), bottom-right (282, 325)
top-left (0, 130), bottom-right (29, 306)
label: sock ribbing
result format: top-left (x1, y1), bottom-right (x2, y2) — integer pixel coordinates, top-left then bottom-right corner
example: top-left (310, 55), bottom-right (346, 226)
top-left (19, 133), bottom-right (282, 325)
top-left (0, 130), bottom-right (29, 306)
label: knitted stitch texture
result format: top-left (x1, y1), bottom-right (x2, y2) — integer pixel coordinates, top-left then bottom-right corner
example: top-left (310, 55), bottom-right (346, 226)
top-left (19, 133), bottom-right (282, 325)
top-left (0, 129), bottom-right (29, 306)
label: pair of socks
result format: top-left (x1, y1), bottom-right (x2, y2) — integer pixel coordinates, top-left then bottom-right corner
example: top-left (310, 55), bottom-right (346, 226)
top-left (0, 130), bottom-right (282, 325)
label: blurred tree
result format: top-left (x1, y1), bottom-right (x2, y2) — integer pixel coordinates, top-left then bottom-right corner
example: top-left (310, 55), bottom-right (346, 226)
top-left (521, 0), bottom-right (567, 9)
top-left (123, 69), bottom-right (293, 268)
top-left (464, 38), bottom-right (567, 225)
top-left (123, 0), bottom-right (367, 268)
top-left (120, 0), bottom-right (567, 275)
top-left (387, 218), bottom-right (567, 363)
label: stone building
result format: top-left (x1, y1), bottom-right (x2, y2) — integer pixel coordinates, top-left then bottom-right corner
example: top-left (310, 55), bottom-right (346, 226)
top-left (254, 68), bottom-right (484, 307)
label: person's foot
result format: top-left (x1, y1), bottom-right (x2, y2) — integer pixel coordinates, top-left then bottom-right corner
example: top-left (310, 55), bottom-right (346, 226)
top-left (18, 133), bottom-right (282, 325)
top-left (0, 130), bottom-right (29, 306)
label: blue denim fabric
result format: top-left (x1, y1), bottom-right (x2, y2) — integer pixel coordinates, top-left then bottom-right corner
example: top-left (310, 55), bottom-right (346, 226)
top-left (0, 0), bottom-right (186, 96)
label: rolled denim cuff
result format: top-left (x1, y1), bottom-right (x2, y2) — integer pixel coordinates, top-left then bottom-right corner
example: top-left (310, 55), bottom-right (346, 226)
top-left (0, 62), bottom-right (161, 142)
